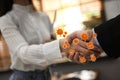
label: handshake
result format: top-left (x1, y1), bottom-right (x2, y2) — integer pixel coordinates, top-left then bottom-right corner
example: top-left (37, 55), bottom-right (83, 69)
top-left (59, 29), bottom-right (102, 63)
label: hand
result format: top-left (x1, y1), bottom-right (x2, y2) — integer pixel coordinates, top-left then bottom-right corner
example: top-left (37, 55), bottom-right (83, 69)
top-left (60, 29), bottom-right (103, 63)
top-left (60, 39), bottom-right (97, 63)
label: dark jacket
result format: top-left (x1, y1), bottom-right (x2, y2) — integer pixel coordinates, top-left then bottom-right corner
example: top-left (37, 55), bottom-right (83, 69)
top-left (94, 15), bottom-right (120, 58)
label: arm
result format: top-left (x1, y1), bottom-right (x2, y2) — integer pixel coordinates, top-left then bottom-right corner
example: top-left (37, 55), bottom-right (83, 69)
top-left (94, 14), bottom-right (120, 58)
top-left (92, 28), bottom-right (107, 57)
top-left (0, 15), bottom-right (62, 67)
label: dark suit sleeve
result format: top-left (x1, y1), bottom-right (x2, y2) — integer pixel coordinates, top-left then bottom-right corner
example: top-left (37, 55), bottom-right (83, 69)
top-left (94, 14), bottom-right (120, 58)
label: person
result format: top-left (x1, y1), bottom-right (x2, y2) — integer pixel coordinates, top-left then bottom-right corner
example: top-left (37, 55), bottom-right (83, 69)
top-left (66, 14), bottom-right (120, 62)
top-left (93, 14), bottom-right (120, 58)
top-left (0, 0), bottom-right (100, 80)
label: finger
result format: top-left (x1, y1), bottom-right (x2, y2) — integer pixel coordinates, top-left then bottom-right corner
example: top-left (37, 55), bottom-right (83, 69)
top-left (93, 52), bottom-right (101, 59)
top-left (66, 32), bottom-right (77, 43)
top-left (68, 53), bottom-right (74, 61)
top-left (73, 52), bottom-right (80, 63)
top-left (68, 48), bottom-right (75, 60)
top-left (61, 52), bottom-right (68, 57)
top-left (76, 30), bottom-right (93, 42)
top-left (85, 29), bottom-right (93, 41)
top-left (77, 39), bottom-right (88, 48)
top-left (76, 45), bottom-right (94, 56)
top-left (87, 52), bottom-right (101, 62)
top-left (90, 38), bottom-right (102, 52)
top-left (72, 38), bottom-right (93, 50)
top-left (76, 39), bottom-right (102, 52)
top-left (70, 43), bottom-right (92, 56)
top-left (61, 52), bottom-right (66, 56)
top-left (71, 38), bottom-right (88, 50)
top-left (79, 56), bottom-right (87, 63)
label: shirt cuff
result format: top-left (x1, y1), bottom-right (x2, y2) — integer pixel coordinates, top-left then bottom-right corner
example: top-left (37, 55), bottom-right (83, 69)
top-left (92, 28), bottom-right (101, 47)
top-left (43, 40), bottom-right (62, 65)
top-left (92, 28), bottom-right (107, 57)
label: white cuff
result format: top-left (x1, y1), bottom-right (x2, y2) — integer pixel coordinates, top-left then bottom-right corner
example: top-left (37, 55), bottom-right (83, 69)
top-left (92, 28), bottom-right (101, 47)
top-left (43, 40), bottom-right (62, 64)
top-left (92, 28), bottom-right (107, 57)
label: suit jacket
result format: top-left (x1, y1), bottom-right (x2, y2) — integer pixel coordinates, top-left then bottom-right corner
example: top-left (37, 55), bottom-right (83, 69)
top-left (94, 14), bottom-right (120, 58)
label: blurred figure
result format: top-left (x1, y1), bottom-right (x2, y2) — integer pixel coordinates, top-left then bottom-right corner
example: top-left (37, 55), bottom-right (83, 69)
top-left (0, 0), bottom-right (99, 80)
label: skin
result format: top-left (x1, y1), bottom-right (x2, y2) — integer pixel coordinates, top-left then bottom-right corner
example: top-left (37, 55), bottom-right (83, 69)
top-left (60, 30), bottom-right (102, 63)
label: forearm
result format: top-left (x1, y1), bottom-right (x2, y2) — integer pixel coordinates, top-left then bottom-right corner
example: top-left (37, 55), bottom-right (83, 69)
top-left (1, 27), bottom-right (62, 67)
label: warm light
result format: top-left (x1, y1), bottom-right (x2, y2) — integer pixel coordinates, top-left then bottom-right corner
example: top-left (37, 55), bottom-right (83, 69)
top-left (53, 6), bottom-right (85, 39)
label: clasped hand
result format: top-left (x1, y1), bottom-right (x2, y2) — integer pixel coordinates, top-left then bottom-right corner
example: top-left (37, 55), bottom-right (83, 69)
top-left (60, 29), bottom-right (102, 63)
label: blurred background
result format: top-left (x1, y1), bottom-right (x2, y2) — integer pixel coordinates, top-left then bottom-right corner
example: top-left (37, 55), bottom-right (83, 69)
top-left (0, 0), bottom-right (120, 80)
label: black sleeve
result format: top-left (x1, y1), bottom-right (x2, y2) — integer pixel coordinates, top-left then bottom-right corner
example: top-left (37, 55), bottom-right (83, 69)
top-left (94, 14), bottom-right (120, 58)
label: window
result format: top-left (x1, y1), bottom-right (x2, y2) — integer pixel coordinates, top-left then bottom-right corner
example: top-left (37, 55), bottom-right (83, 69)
top-left (40, 0), bottom-right (105, 39)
